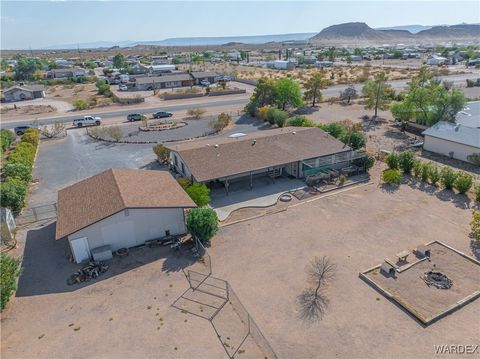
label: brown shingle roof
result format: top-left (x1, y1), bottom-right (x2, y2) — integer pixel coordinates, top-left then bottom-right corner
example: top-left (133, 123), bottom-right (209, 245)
top-left (55, 169), bottom-right (195, 239)
top-left (167, 127), bottom-right (350, 182)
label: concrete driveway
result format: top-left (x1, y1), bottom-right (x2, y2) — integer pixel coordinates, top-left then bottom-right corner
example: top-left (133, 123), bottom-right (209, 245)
top-left (210, 176), bottom-right (305, 221)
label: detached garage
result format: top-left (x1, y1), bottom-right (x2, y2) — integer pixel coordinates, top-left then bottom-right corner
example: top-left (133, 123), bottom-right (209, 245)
top-left (55, 168), bottom-right (196, 263)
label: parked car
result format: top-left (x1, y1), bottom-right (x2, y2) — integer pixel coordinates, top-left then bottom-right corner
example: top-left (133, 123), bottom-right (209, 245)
top-left (14, 125), bottom-right (35, 136)
top-left (73, 115), bottom-right (102, 128)
top-left (127, 113), bottom-right (145, 122)
top-left (200, 80), bottom-right (211, 86)
top-left (152, 111), bottom-right (173, 119)
top-left (119, 84), bottom-right (128, 91)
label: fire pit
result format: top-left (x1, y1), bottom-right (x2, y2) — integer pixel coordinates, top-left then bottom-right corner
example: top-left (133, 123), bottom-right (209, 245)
top-left (423, 271), bottom-right (453, 289)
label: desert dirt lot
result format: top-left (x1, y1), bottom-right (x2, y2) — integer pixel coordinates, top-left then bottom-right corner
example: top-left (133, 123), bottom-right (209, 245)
top-left (2, 166), bottom-right (479, 359)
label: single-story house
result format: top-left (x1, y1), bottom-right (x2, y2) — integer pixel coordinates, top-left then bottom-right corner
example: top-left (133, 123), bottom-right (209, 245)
top-left (2, 84), bottom-right (45, 102)
top-left (166, 127), bottom-right (355, 193)
top-left (426, 56), bottom-right (447, 66)
top-left (422, 122), bottom-right (480, 163)
top-left (456, 101), bottom-right (480, 128)
top-left (149, 64), bottom-right (176, 74)
top-left (55, 168), bottom-right (196, 263)
top-left (315, 61), bottom-right (334, 68)
top-left (190, 71), bottom-right (220, 85)
top-left (266, 60), bottom-right (296, 70)
top-left (45, 67), bottom-right (86, 79)
top-left (133, 74), bottom-right (193, 90)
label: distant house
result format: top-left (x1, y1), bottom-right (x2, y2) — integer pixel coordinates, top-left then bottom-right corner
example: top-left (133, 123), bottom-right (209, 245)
top-left (228, 50), bottom-right (241, 61)
top-left (422, 122), bottom-right (480, 163)
top-left (426, 56), bottom-right (447, 66)
top-left (129, 63), bottom-right (149, 75)
top-left (350, 55), bottom-right (362, 62)
top-left (149, 64), bottom-right (176, 74)
top-left (45, 67), bottom-right (86, 79)
top-left (190, 71), bottom-right (220, 85)
top-left (315, 61), bottom-right (334, 68)
top-left (55, 169), bottom-right (195, 263)
top-left (266, 60), bottom-right (296, 70)
top-left (133, 74), bottom-right (193, 90)
top-left (2, 84), bottom-right (45, 102)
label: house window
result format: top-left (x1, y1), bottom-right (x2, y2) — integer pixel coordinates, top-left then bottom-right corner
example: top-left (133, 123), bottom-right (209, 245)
top-left (165, 230), bottom-right (170, 236)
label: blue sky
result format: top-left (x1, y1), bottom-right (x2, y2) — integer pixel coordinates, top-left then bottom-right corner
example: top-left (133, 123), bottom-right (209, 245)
top-left (1, 1), bottom-right (479, 49)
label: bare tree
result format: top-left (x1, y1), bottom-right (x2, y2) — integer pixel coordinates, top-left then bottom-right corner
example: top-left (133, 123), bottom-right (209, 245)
top-left (40, 121), bottom-right (67, 139)
top-left (297, 256), bottom-right (336, 321)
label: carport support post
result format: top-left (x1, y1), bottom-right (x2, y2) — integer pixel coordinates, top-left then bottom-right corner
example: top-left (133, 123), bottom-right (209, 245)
top-left (225, 178), bottom-right (229, 195)
top-left (249, 172), bottom-right (253, 190)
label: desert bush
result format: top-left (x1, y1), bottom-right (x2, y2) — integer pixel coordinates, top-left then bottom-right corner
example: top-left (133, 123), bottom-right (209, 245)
top-left (72, 99), bottom-right (88, 111)
top-left (87, 126), bottom-right (104, 139)
top-left (186, 208), bottom-right (218, 244)
top-left (177, 177), bottom-right (192, 190)
top-left (420, 162), bottom-right (430, 182)
top-left (343, 131), bottom-right (366, 150)
top-left (352, 152), bottom-right (375, 171)
top-left (287, 115), bottom-right (316, 127)
top-left (40, 121), bottom-right (67, 138)
top-left (467, 153), bottom-right (480, 166)
top-left (321, 122), bottom-right (345, 139)
top-left (386, 152), bottom-right (399, 170)
top-left (428, 164), bottom-right (441, 186)
top-left (471, 211), bottom-right (480, 241)
top-left (412, 160), bottom-right (422, 178)
top-left (2, 163), bottom-right (32, 183)
top-left (0, 129), bottom-right (14, 153)
top-left (0, 178), bottom-right (28, 213)
top-left (210, 112), bottom-right (231, 131)
top-left (382, 169), bottom-right (402, 185)
top-left (475, 184), bottom-right (480, 202)
top-left (440, 167), bottom-right (458, 190)
top-left (256, 106), bottom-right (270, 121)
top-left (7, 142), bottom-right (36, 167)
top-left (398, 151), bottom-right (416, 174)
top-left (96, 79), bottom-right (111, 95)
top-left (187, 108), bottom-right (207, 119)
top-left (185, 183), bottom-right (211, 207)
top-left (265, 108), bottom-right (288, 127)
top-left (152, 144), bottom-right (170, 164)
top-left (21, 128), bottom-right (40, 147)
top-left (338, 175), bottom-right (346, 185)
top-left (105, 126), bottom-right (123, 142)
top-left (454, 172), bottom-right (473, 194)
top-left (0, 253), bottom-right (21, 311)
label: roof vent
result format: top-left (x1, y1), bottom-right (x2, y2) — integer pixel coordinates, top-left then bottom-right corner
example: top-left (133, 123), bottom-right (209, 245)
top-left (206, 144), bottom-right (210, 146)
top-left (214, 144), bottom-right (219, 148)
top-left (292, 131), bottom-right (296, 135)
top-left (252, 140), bottom-right (257, 146)
top-left (455, 124), bottom-right (460, 131)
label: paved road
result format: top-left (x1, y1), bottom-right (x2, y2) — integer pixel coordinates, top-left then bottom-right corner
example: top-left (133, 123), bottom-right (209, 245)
top-left (0, 98), bottom-right (249, 129)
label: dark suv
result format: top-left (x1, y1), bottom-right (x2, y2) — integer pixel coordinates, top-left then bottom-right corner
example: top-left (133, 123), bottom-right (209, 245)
top-left (14, 125), bottom-right (34, 135)
top-left (152, 111), bottom-right (173, 119)
top-left (127, 113), bottom-right (145, 122)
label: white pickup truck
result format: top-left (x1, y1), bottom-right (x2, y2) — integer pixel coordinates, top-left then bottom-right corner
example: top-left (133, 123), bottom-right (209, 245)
top-left (73, 115), bottom-right (102, 128)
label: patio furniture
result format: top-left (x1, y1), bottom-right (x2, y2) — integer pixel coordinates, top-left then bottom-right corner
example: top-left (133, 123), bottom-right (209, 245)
top-left (396, 250), bottom-right (410, 262)
top-left (340, 165), bottom-right (360, 176)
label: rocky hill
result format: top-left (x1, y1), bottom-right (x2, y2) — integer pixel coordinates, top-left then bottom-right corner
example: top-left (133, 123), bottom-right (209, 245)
top-left (310, 22), bottom-right (479, 45)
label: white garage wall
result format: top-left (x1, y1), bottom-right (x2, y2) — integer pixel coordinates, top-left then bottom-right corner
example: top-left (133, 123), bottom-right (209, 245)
top-left (68, 208), bottom-right (187, 253)
top-left (423, 136), bottom-right (479, 163)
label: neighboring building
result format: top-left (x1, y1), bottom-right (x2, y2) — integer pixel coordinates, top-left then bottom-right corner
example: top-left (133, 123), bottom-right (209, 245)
top-left (456, 101), bottom-right (480, 128)
top-left (350, 55), bottom-right (362, 62)
top-left (426, 56), bottom-right (447, 66)
top-left (190, 71), bottom-right (220, 85)
top-left (2, 84), bottom-right (45, 102)
top-left (315, 61), bottom-right (334, 68)
top-left (149, 64), bottom-right (176, 74)
top-left (167, 127), bottom-right (356, 193)
top-left (55, 169), bottom-right (196, 263)
top-left (129, 63), bottom-right (149, 74)
top-left (266, 60), bottom-right (296, 70)
top-left (228, 50), bottom-right (242, 61)
top-left (45, 67), bottom-right (86, 79)
top-left (422, 122), bottom-right (480, 163)
top-left (132, 74), bottom-right (193, 90)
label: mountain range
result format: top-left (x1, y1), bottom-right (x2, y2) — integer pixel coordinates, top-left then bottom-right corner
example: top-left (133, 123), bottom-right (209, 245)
top-left (41, 23), bottom-right (480, 49)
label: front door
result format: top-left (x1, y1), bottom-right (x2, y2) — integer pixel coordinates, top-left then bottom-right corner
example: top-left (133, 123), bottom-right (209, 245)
top-left (70, 237), bottom-right (91, 263)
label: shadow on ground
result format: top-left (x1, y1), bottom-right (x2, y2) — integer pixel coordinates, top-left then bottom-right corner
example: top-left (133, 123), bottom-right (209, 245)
top-left (16, 221), bottom-right (195, 297)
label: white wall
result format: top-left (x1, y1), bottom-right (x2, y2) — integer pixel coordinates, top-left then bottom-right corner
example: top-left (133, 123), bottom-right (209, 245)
top-left (423, 135), bottom-right (479, 163)
top-left (4, 89), bottom-right (33, 102)
top-left (68, 208), bottom-right (187, 255)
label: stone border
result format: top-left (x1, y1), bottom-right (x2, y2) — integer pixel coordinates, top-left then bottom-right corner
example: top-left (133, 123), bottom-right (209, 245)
top-left (359, 240), bottom-right (480, 326)
top-left (138, 121), bottom-right (187, 132)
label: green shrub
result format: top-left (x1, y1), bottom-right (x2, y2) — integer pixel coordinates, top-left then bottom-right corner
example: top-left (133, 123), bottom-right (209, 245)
top-left (72, 99), bottom-right (88, 111)
top-left (382, 169), bottom-right (402, 185)
top-left (454, 172), bottom-right (473, 194)
top-left (428, 164), bottom-right (441, 186)
top-left (96, 79), bottom-right (111, 95)
top-left (398, 151), bottom-right (416, 174)
top-left (210, 112), bottom-right (231, 131)
top-left (177, 177), bottom-right (192, 190)
top-left (287, 115), bottom-right (315, 127)
top-left (105, 126), bottom-right (123, 142)
top-left (152, 144), bottom-right (170, 163)
top-left (420, 162), bottom-right (430, 182)
top-left (21, 128), bottom-right (40, 147)
top-left (0, 253), bottom-right (21, 311)
top-left (412, 160), bottom-right (422, 178)
top-left (475, 183), bottom-right (480, 202)
top-left (467, 153), bottom-right (480, 166)
top-left (2, 163), bottom-right (32, 183)
top-left (186, 208), bottom-right (218, 243)
top-left (7, 142), bottom-right (36, 167)
top-left (256, 106), bottom-right (270, 121)
top-left (322, 122), bottom-right (345, 139)
top-left (265, 108), bottom-right (288, 127)
top-left (342, 131), bottom-right (366, 150)
top-left (440, 167), bottom-right (458, 190)
top-left (352, 153), bottom-right (375, 171)
top-left (386, 152), bottom-right (399, 170)
top-left (185, 183), bottom-right (210, 207)
top-left (471, 211), bottom-right (480, 241)
top-left (0, 178), bottom-right (28, 213)
top-left (0, 129), bottom-right (14, 152)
